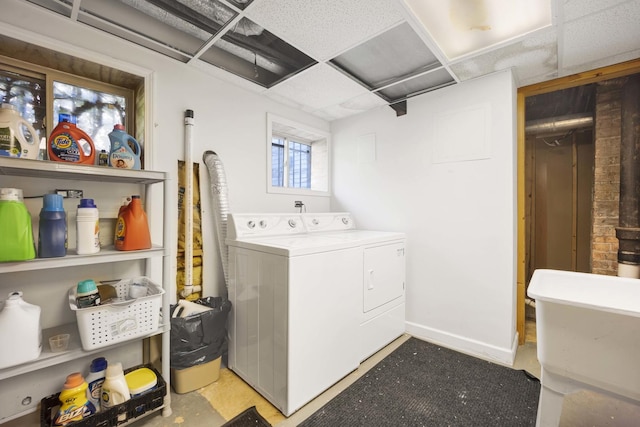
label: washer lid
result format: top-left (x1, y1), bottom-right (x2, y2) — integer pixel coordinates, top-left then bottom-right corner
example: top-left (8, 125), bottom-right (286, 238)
top-left (227, 233), bottom-right (359, 256)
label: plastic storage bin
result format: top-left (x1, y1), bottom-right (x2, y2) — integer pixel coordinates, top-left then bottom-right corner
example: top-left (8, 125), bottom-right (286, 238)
top-left (68, 277), bottom-right (164, 350)
top-left (40, 364), bottom-right (166, 427)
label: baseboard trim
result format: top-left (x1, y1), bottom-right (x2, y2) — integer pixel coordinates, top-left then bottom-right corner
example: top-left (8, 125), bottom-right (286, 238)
top-left (405, 321), bottom-right (517, 366)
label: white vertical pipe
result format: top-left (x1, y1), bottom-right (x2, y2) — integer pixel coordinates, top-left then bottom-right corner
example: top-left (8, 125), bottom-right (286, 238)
top-left (182, 110), bottom-right (196, 297)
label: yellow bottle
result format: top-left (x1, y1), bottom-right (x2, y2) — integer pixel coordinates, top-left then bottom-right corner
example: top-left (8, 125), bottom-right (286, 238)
top-left (54, 372), bottom-right (96, 426)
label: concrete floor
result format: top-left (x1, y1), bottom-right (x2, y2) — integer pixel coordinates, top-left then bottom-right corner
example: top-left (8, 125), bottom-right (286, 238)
top-left (8, 327), bottom-right (640, 426)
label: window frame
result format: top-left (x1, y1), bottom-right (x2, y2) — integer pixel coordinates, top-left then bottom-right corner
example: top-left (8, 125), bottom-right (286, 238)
top-left (266, 113), bottom-right (331, 197)
top-left (0, 54), bottom-right (136, 160)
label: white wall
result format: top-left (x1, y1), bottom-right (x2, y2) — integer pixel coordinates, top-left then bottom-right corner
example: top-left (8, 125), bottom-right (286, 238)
top-left (1, 0), bottom-right (332, 299)
top-left (331, 70), bottom-right (518, 364)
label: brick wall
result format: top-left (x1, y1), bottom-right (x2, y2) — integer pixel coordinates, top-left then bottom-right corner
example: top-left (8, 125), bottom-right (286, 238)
top-left (592, 79), bottom-right (624, 276)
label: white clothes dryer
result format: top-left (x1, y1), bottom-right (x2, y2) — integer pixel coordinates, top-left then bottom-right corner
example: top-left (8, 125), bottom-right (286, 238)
top-left (225, 212), bottom-right (405, 416)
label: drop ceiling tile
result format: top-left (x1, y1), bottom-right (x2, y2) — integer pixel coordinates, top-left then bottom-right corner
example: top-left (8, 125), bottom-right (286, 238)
top-left (330, 22), bottom-right (441, 90)
top-left (266, 63), bottom-right (371, 111)
top-left (313, 93), bottom-right (388, 121)
top-left (561, 1), bottom-right (640, 69)
top-left (403, 0), bottom-right (552, 59)
top-left (245, 0), bottom-right (405, 61)
top-left (450, 29), bottom-right (557, 84)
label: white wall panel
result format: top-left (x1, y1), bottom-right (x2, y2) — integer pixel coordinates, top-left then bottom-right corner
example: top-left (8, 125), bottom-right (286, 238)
top-left (331, 70), bottom-right (518, 365)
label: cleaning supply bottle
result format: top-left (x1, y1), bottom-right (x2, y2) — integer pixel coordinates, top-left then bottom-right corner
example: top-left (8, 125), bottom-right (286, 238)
top-left (0, 291), bottom-right (41, 369)
top-left (85, 357), bottom-right (107, 412)
top-left (0, 103), bottom-right (40, 159)
top-left (114, 195), bottom-right (151, 251)
top-left (0, 188), bottom-right (36, 262)
top-left (54, 372), bottom-right (96, 426)
top-left (101, 362), bottom-right (131, 422)
top-left (108, 124), bottom-right (141, 170)
top-left (38, 193), bottom-right (67, 258)
top-left (76, 279), bottom-right (101, 308)
top-left (48, 114), bottom-right (96, 165)
top-left (76, 198), bottom-right (100, 255)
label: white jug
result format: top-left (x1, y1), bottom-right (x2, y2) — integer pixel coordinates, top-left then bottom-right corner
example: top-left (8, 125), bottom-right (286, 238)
top-left (0, 104), bottom-right (40, 159)
top-left (0, 291), bottom-right (42, 368)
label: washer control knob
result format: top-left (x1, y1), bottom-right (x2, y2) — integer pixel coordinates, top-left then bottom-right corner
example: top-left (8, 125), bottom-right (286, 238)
top-left (288, 219), bottom-right (297, 228)
top-left (259, 220), bottom-right (267, 228)
top-left (341, 217), bottom-right (350, 225)
top-left (247, 221), bottom-right (256, 229)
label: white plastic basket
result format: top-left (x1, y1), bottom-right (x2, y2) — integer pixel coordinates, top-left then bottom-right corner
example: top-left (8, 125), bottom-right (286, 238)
top-left (69, 277), bottom-right (164, 350)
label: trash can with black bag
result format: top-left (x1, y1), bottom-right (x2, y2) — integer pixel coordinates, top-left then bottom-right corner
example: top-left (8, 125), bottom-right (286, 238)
top-left (170, 296), bottom-right (231, 394)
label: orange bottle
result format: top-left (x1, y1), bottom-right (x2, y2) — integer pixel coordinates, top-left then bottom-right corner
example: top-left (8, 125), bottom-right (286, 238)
top-left (114, 195), bottom-right (151, 251)
top-left (48, 114), bottom-right (96, 165)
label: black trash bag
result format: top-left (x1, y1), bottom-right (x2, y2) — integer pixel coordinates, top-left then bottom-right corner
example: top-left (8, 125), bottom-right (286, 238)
top-left (170, 296), bottom-right (231, 369)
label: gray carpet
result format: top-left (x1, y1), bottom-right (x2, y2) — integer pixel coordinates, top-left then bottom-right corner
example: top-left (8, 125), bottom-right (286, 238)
top-left (298, 337), bottom-right (540, 427)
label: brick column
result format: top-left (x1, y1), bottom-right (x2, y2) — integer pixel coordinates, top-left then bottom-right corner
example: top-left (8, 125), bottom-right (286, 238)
top-left (592, 79), bottom-right (624, 276)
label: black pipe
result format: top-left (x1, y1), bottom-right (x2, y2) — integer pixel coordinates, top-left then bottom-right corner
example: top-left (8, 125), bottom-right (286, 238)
top-left (616, 75), bottom-right (640, 267)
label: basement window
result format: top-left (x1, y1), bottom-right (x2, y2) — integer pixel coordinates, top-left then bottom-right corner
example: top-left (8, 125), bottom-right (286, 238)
top-left (267, 114), bottom-right (330, 196)
top-left (0, 35), bottom-right (141, 164)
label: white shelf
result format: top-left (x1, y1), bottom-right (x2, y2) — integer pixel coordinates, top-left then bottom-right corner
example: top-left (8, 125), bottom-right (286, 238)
top-left (0, 322), bottom-right (169, 381)
top-left (0, 245), bottom-right (166, 273)
top-left (0, 157), bottom-right (172, 420)
top-left (0, 157), bottom-right (166, 184)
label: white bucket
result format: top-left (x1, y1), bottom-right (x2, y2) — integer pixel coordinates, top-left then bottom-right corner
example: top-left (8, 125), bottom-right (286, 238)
top-left (0, 291), bottom-right (42, 368)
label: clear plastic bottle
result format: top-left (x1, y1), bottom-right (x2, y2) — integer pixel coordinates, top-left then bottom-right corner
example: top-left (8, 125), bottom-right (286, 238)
top-left (101, 362), bottom-right (131, 422)
top-left (85, 357), bottom-right (107, 412)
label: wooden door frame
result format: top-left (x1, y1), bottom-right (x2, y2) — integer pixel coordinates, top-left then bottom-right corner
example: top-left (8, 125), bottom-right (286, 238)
top-left (516, 58), bottom-right (640, 344)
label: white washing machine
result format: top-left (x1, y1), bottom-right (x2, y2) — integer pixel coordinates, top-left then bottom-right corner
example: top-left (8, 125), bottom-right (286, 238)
top-left (226, 212), bottom-right (405, 416)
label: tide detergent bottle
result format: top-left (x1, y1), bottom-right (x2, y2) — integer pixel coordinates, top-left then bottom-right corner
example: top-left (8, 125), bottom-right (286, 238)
top-left (54, 372), bottom-right (96, 426)
top-left (108, 124), bottom-right (141, 170)
top-left (48, 114), bottom-right (96, 165)
top-left (114, 195), bottom-right (151, 251)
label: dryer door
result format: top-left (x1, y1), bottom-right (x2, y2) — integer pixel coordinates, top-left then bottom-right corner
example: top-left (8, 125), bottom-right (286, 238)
top-left (363, 242), bottom-right (405, 312)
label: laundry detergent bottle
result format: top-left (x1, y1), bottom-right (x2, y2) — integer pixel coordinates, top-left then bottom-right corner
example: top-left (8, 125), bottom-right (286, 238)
top-left (48, 114), bottom-right (96, 165)
top-left (54, 372), bottom-right (96, 426)
top-left (101, 362), bottom-right (130, 422)
top-left (0, 103), bottom-right (40, 159)
top-left (38, 193), bottom-right (67, 258)
top-left (114, 195), bottom-right (151, 251)
top-left (0, 188), bottom-right (36, 262)
top-left (108, 124), bottom-right (141, 170)
top-left (85, 357), bottom-right (107, 412)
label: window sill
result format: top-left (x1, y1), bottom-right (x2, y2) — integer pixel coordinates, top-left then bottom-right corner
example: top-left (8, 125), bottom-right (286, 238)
top-left (267, 186), bottom-right (330, 197)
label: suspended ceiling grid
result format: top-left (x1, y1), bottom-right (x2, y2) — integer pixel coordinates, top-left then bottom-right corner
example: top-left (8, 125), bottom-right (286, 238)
top-left (23, 0), bottom-right (640, 122)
